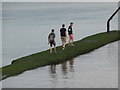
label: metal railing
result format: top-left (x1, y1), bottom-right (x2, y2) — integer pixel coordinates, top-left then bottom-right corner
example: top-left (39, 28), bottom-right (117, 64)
top-left (107, 7), bottom-right (120, 32)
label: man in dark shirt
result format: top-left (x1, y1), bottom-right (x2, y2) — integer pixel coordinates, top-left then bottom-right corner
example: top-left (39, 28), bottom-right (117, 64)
top-left (68, 22), bottom-right (74, 46)
top-left (48, 29), bottom-right (56, 53)
top-left (60, 24), bottom-right (67, 50)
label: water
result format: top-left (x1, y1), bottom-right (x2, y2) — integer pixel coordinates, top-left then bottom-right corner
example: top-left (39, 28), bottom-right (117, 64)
top-left (0, 2), bottom-right (2, 90)
top-left (1, 2), bottom-right (118, 88)
top-left (2, 41), bottom-right (118, 88)
top-left (2, 2), bottom-right (118, 66)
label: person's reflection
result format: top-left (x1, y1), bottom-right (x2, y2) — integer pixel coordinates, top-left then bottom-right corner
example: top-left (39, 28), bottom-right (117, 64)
top-left (61, 61), bottom-right (67, 75)
top-left (49, 64), bottom-right (56, 78)
top-left (69, 58), bottom-right (74, 72)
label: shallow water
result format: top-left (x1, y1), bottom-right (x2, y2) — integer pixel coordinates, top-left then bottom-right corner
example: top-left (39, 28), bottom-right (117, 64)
top-left (1, 2), bottom-right (118, 88)
top-left (2, 2), bottom-right (118, 66)
top-left (2, 41), bottom-right (118, 88)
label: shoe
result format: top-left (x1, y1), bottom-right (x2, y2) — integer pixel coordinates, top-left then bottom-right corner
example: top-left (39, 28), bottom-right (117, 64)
top-left (68, 44), bottom-right (70, 46)
top-left (54, 52), bottom-right (57, 54)
top-left (62, 47), bottom-right (65, 50)
top-left (71, 44), bottom-right (74, 47)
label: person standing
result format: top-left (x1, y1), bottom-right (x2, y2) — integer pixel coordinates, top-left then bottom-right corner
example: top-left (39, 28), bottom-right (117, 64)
top-left (68, 22), bottom-right (74, 46)
top-left (48, 29), bottom-right (56, 54)
top-left (60, 24), bottom-right (67, 50)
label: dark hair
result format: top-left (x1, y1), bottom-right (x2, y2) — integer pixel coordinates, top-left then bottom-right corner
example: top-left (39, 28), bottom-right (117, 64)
top-left (62, 24), bottom-right (65, 27)
top-left (51, 29), bottom-right (54, 32)
top-left (70, 22), bottom-right (73, 24)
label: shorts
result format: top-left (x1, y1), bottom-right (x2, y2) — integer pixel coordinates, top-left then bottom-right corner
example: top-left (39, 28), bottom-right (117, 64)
top-left (50, 41), bottom-right (56, 47)
top-left (61, 37), bottom-right (66, 43)
top-left (69, 34), bottom-right (74, 40)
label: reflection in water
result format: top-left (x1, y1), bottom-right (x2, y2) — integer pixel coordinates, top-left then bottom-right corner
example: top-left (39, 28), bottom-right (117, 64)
top-left (2, 42), bottom-right (118, 88)
top-left (49, 64), bottom-right (56, 78)
top-left (50, 64), bottom-right (56, 74)
top-left (61, 61), bottom-right (67, 75)
top-left (69, 58), bottom-right (74, 72)
top-left (49, 58), bottom-right (74, 79)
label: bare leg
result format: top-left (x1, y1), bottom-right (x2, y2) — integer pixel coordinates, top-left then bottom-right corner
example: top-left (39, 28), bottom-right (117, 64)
top-left (68, 36), bottom-right (70, 46)
top-left (62, 42), bottom-right (64, 47)
top-left (54, 46), bottom-right (56, 53)
top-left (71, 40), bottom-right (74, 46)
top-left (62, 41), bottom-right (66, 50)
top-left (50, 47), bottom-right (52, 53)
top-left (71, 35), bottom-right (74, 46)
top-left (72, 40), bottom-right (74, 44)
top-left (68, 40), bottom-right (70, 45)
top-left (64, 41), bottom-right (66, 48)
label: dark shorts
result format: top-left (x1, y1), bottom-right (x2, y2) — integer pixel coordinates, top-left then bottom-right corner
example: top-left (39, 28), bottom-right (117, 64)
top-left (50, 41), bottom-right (56, 47)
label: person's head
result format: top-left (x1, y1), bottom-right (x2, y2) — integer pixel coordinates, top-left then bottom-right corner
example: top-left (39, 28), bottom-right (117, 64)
top-left (51, 29), bottom-right (54, 32)
top-left (70, 22), bottom-right (73, 26)
top-left (62, 24), bottom-right (65, 27)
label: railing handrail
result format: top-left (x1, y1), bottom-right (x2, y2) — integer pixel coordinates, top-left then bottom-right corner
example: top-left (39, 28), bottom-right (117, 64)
top-left (107, 7), bottom-right (120, 32)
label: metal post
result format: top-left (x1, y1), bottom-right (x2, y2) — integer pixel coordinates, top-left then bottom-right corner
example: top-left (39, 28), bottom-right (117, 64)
top-left (107, 20), bottom-right (110, 32)
top-left (107, 7), bottom-right (120, 32)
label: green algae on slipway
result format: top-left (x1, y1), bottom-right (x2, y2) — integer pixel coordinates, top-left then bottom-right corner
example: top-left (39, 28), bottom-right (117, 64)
top-left (1, 30), bottom-right (120, 80)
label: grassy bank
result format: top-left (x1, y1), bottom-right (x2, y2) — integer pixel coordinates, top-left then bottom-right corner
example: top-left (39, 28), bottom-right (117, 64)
top-left (0, 30), bottom-right (120, 80)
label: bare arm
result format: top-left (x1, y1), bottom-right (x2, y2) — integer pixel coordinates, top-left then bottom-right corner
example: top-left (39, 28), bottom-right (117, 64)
top-left (54, 33), bottom-right (56, 43)
top-left (48, 34), bottom-right (50, 44)
top-left (65, 31), bottom-right (67, 37)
